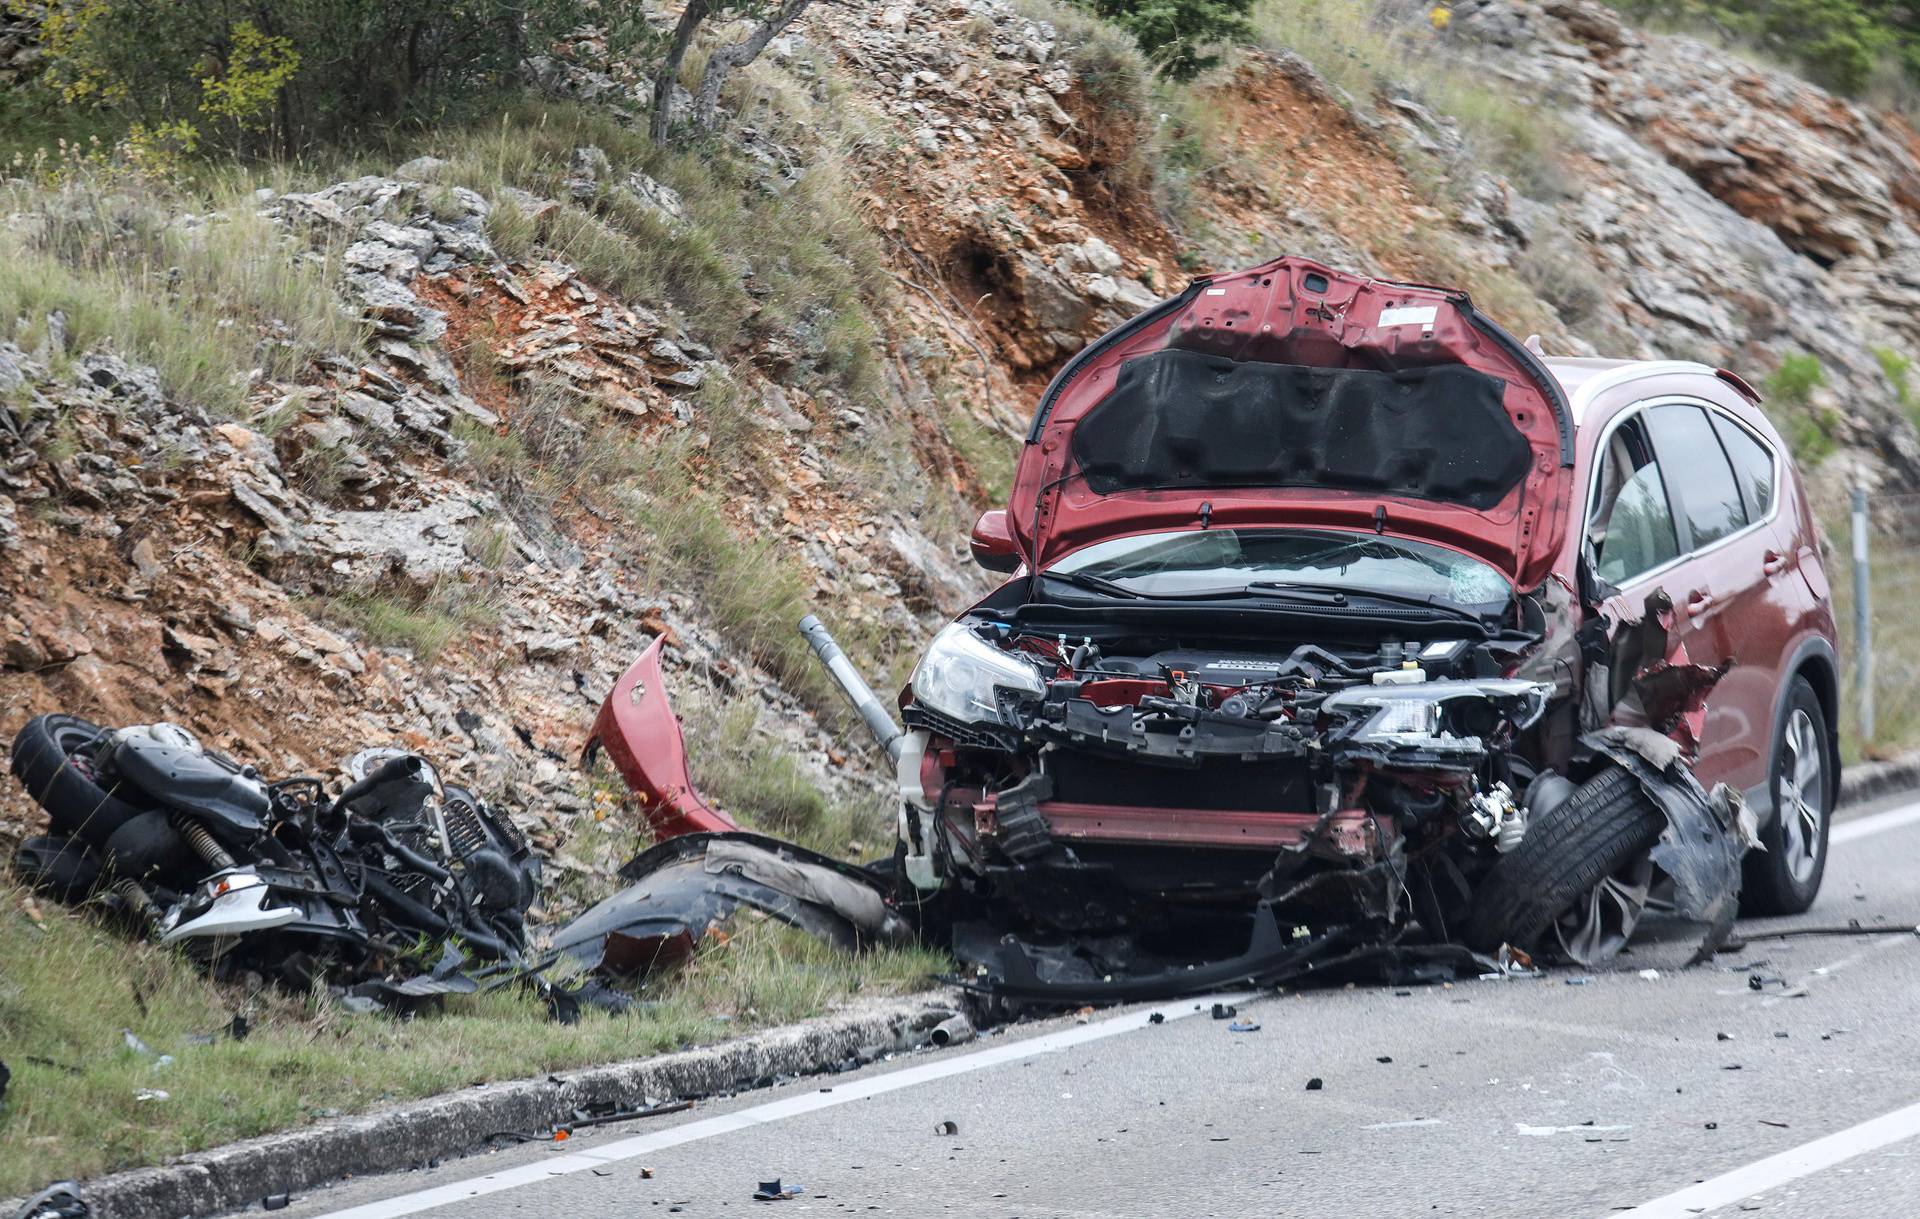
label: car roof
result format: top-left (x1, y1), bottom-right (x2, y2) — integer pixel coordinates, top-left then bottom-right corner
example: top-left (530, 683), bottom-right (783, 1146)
top-left (1540, 356), bottom-right (1721, 426)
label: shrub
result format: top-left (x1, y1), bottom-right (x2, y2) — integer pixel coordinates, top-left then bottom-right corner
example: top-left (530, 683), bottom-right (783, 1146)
top-left (1764, 352), bottom-right (1842, 463)
top-left (1072, 0), bottom-right (1255, 80)
top-left (20, 0), bottom-right (598, 155)
top-left (1765, 352), bottom-right (1826, 405)
top-left (1608, 0), bottom-right (1914, 96)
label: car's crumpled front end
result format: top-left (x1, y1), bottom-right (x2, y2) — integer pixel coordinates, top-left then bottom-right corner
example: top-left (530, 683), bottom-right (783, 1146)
top-left (889, 581), bottom-right (1556, 996)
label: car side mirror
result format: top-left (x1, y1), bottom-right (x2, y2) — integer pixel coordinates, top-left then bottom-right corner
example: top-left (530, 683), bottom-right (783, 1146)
top-left (969, 509), bottom-right (1021, 573)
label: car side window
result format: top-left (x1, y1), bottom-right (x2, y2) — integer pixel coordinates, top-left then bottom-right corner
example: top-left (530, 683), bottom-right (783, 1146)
top-left (1643, 403), bottom-right (1748, 549)
top-left (1709, 412), bottom-right (1777, 521)
top-left (1590, 418), bottom-right (1682, 585)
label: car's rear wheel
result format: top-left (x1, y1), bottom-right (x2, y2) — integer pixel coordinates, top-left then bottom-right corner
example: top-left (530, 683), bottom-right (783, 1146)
top-left (1740, 677), bottom-right (1831, 916)
top-left (1463, 766), bottom-right (1665, 960)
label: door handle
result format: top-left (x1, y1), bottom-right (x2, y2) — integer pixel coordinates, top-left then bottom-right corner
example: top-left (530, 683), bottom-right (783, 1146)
top-left (1685, 589), bottom-right (1716, 616)
top-left (1763, 549), bottom-right (1789, 575)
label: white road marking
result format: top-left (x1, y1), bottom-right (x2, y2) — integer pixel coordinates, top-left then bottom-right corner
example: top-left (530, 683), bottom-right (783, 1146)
top-left (1830, 800), bottom-right (1920, 845)
top-left (308, 991), bottom-right (1255, 1219)
top-left (1610, 1097), bottom-right (1920, 1217)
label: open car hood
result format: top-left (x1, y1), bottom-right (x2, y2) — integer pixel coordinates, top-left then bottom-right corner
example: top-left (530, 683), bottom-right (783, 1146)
top-left (1010, 256), bottom-right (1576, 591)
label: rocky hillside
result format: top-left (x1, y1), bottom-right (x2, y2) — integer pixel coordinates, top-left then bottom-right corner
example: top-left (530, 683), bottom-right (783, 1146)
top-left (4, 0), bottom-right (1919, 909)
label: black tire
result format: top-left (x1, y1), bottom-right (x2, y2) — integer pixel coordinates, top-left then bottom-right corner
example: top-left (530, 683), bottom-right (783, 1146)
top-left (1464, 767), bottom-right (1666, 956)
top-left (1740, 677), bottom-right (1832, 916)
top-left (9, 714), bottom-right (147, 847)
top-left (12, 835), bottom-right (103, 902)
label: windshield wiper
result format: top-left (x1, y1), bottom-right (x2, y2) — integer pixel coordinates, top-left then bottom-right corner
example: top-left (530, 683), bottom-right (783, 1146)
top-left (1248, 581), bottom-right (1487, 621)
top-left (1043, 570), bottom-right (1141, 599)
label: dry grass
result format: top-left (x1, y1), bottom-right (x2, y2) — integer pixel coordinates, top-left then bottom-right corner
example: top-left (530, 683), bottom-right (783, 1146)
top-left (1251, 0), bottom-right (1572, 200)
top-left (396, 97), bottom-right (887, 399)
top-left (0, 167), bottom-right (360, 416)
top-left (1828, 515), bottom-right (1920, 762)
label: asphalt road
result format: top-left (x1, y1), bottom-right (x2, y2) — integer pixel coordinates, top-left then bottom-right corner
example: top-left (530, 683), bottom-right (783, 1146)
top-left (277, 797), bottom-right (1920, 1219)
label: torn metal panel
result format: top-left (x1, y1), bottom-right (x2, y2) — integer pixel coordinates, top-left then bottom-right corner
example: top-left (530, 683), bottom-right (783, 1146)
top-left (581, 635), bottom-right (738, 840)
top-left (548, 833), bottom-right (911, 976)
top-left (1582, 727), bottom-right (1756, 966)
top-left (951, 912), bottom-right (1499, 1004)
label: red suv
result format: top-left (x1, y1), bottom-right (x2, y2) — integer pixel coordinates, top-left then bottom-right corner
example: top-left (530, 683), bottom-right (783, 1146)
top-left (593, 257), bottom-right (1838, 999)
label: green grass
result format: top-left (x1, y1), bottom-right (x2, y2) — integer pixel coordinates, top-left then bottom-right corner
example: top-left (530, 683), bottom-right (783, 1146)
top-left (0, 889), bottom-right (944, 1197)
top-left (1762, 352), bottom-right (1842, 465)
top-left (312, 579), bottom-right (502, 662)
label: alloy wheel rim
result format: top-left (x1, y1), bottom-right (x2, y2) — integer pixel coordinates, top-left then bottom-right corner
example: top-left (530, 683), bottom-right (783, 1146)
top-left (1778, 708), bottom-right (1826, 885)
top-left (1554, 853), bottom-right (1654, 966)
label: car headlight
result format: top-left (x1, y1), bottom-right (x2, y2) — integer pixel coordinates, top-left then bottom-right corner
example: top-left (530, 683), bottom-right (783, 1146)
top-left (1325, 678), bottom-right (1551, 750)
top-left (910, 623), bottom-right (1046, 726)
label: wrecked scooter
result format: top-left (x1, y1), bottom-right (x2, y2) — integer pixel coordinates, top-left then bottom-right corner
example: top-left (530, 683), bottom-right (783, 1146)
top-left (9, 715), bottom-right (539, 991)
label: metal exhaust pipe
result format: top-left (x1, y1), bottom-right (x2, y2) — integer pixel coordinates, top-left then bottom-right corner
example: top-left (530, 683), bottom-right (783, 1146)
top-left (798, 614), bottom-right (904, 763)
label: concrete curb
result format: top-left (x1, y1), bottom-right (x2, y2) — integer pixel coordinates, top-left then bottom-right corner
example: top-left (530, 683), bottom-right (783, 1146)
top-left (16, 989), bottom-right (968, 1219)
top-left (1840, 751), bottom-right (1920, 808)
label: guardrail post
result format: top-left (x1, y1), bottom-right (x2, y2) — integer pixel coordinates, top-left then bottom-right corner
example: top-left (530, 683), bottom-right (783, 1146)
top-left (1853, 483), bottom-right (1875, 743)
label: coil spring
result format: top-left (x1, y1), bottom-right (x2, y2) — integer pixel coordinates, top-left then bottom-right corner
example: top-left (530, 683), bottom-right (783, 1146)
top-left (443, 797), bottom-right (490, 860)
top-left (111, 877), bottom-right (157, 920)
top-left (173, 816), bottom-right (237, 871)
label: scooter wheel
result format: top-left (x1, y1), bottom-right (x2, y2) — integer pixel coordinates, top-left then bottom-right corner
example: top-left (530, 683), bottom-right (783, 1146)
top-left (10, 714), bottom-right (148, 847)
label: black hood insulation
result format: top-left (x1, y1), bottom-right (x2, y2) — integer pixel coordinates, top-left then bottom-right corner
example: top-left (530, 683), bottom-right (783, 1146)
top-left (1070, 349), bottom-right (1531, 510)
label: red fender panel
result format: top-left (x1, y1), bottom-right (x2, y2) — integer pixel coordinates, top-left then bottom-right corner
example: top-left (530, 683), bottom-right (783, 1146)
top-left (585, 635), bottom-right (738, 839)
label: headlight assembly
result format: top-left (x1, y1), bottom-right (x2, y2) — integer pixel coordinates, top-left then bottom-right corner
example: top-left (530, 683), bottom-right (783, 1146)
top-left (910, 623), bottom-right (1046, 727)
top-left (1324, 678), bottom-right (1551, 752)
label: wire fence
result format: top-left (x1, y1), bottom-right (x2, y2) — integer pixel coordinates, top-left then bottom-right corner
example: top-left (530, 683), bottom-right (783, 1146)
top-left (1836, 488), bottom-right (1920, 761)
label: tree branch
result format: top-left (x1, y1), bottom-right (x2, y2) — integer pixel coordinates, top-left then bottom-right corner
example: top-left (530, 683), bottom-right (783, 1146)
top-left (689, 0), bottom-right (814, 132)
top-left (649, 0), bottom-right (713, 145)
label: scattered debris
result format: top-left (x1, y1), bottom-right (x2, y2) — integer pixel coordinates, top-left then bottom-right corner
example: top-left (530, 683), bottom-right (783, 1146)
top-left (544, 832), bottom-right (909, 980)
top-left (7, 1180), bottom-right (87, 1219)
top-left (929, 1014), bottom-right (975, 1047)
top-left (1227, 1021), bottom-right (1261, 1033)
top-left (1518, 1123), bottom-right (1630, 1137)
top-left (1305, 1078), bottom-right (1324, 1091)
top-left (1211, 1004), bottom-right (1237, 1020)
top-left (262, 1194), bottom-right (292, 1211)
top-left (567, 1100), bottom-right (694, 1130)
top-left (753, 1179), bottom-right (802, 1202)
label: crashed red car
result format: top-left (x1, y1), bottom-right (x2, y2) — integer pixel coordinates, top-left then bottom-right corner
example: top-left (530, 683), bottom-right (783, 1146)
top-left (590, 256), bottom-right (1838, 1000)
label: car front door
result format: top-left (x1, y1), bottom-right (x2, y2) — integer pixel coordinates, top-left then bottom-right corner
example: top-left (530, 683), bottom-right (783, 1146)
top-left (1634, 401), bottom-right (1782, 792)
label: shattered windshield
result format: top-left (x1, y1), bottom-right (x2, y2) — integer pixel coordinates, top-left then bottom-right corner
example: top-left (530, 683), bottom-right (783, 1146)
top-left (1046, 528), bottom-right (1512, 612)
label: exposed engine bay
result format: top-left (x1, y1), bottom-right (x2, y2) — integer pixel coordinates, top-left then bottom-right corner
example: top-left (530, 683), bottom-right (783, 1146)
top-left (882, 584), bottom-right (1754, 999)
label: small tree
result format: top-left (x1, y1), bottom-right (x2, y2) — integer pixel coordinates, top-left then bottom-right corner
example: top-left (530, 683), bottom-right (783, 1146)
top-left (649, 0), bottom-right (816, 144)
top-left (1072, 0), bottom-right (1254, 82)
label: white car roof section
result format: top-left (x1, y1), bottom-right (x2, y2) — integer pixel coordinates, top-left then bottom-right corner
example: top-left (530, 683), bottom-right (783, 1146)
top-left (1545, 358), bottom-right (1719, 426)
